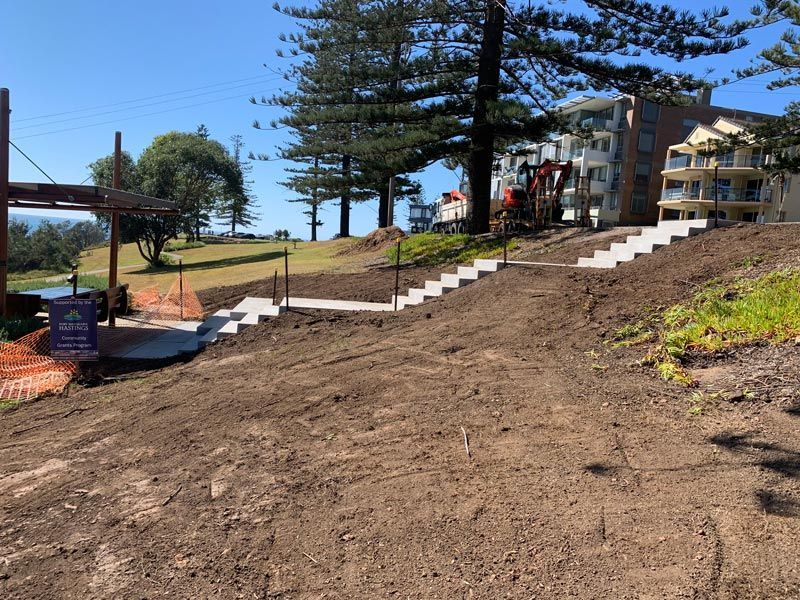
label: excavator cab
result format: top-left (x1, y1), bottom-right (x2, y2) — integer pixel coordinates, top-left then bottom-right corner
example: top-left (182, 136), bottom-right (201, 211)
top-left (502, 160), bottom-right (533, 210)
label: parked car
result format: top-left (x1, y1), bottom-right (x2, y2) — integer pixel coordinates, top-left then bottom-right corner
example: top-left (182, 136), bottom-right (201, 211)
top-left (241, 233), bottom-right (256, 240)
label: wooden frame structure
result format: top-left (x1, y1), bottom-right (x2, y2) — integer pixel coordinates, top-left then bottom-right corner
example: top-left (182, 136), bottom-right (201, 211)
top-left (0, 88), bottom-right (178, 318)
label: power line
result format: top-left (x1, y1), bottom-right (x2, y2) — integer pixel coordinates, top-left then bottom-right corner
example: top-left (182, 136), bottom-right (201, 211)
top-left (13, 73), bottom-right (285, 123)
top-left (14, 77), bottom-right (287, 131)
top-left (13, 86), bottom-right (291, 140)
top-left (9, 140), bottom-right (75, 203)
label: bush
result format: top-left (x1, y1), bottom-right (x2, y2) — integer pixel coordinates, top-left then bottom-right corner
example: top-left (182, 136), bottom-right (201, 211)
top-left (165, 240), bottom-right (206, 252)
top-left (0, 317), bottom-right (44, 342)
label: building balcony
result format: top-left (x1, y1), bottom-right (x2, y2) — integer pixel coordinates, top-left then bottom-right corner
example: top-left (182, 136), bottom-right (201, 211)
top-left (564, 179), bottom-right (607, 195)
top-left (580, 116), bottom-right (613, 130)
top-left (562, 148), bottom-right (611, 163)
top-left (660, 187), bottom-right (771, 203)
top-left (664, 154), bottom-right (766, 171)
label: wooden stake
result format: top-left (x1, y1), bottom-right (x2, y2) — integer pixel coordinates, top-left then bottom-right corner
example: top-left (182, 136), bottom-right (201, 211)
top-left (0, 89), bottom-right (10, 318)
top-left (109, 131), bottom-right (122, 326)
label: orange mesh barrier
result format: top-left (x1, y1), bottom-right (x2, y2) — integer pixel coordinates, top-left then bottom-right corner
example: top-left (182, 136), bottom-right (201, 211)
top-left (132, 274), bottom-right (204, 321)
top-left (0, 328), bottom-right (77, 401)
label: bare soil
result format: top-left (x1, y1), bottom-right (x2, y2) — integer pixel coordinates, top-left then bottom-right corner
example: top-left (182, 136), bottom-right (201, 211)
top-left (2, 223), bottom-right (800, 599)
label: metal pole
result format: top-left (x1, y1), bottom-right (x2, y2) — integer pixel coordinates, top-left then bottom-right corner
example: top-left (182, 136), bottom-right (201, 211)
top-left (179, 259), bottom-right (184, 320)
top-left (714, 163), bottom-right (719, 228)
top-left (0, 89), bottom-right (10, 318)
top-left (284, 247), bottom-right (289, 310)
top-left (393, 238), bottom-right (401, 311)
top-left (272, 269), bottom-right (278, 305)
top-left (502, 216), bottom-right (508, 267)
top-left (109, 131), bottom-right (122, 326)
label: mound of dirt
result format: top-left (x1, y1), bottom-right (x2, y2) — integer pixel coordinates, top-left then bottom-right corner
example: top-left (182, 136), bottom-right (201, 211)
top-left (4, 224), bottom-right (800, 598)
top-left (336, 226), bottom-right (406, 256)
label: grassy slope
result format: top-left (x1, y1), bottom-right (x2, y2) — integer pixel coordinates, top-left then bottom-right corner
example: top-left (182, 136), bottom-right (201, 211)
top-left (78, 238), bottom-right (359, 292)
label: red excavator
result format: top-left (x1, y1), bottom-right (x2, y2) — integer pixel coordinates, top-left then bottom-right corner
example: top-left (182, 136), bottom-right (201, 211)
top-left (491, 159), bottom-right (574, 232)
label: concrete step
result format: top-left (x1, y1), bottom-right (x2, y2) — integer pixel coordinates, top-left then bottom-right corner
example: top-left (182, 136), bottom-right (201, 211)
top-left (217, 319), bottom-right (250, 339)
top-left (616, 240), bottom-right (660, 254)
top-left (391, 295), bottom-right (422, 310)
top-left (440, 273), bottom-right (471, 288)
top-left (197, 313), bottom-right (233, 334)
top-left (609, 242), bottom-right (651, 258)
top-left (407, 287), bottom-right (440, 303)
top-left (596, 246), bottom-right (637, 263)
top-left (577, 256), bottom-right (617, 269)
top-left (425, 280), bottom-right (460, 295)
top-left (472, 259), bottom-right (504, 272)
top-left (278, 297), bottom-right (394, 312)
top-left (230, 297), bottom-right (285, 320)
top-left (639, 230), bottom-right (685, 245)
top-left (456, 266), bottom-right (482, 280)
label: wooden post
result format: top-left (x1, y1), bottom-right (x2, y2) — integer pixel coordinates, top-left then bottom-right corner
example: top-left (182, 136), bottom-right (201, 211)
top-left (0, 89), bottom-right (10, 318)
top-left (179, 259), bottom-right (184, 320)
top-left (393, 238), bottom-right (401, 311)
top-left (109, 131), bottom-right (122, 326)
top-left (284, 247), bottom-right (290, 310)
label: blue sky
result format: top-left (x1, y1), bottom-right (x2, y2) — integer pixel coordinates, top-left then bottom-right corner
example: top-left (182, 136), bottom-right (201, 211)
top-left (2, 1), bottom-right (795, 238)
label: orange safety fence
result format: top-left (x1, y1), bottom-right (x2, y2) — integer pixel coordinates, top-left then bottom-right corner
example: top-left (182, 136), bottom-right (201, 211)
top-left (131, 274), bottom-right (204, 321)
top-left (0, 328), bottom-right (76, 401)
top-left (0, 273), bottom-right (204, 403)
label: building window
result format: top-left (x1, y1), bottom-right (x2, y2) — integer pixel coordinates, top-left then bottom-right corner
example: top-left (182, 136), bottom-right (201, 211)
top-left (590, 137), bottom-right (610, 152)
top-left (681, 119), bottom-right (700, 138)
top-left (561, 194), bottom-right (574, 208)
top-left (642, 100), bottom-right (660, 123)
top-left (638, 130), bottom-right (656, 153)
top-left (634, 162), bottom-right (651, 185)
top-left (589, 166), bottom-right (608, 182)
top-left (631, 191), bottom-right (648, 214)
top-left (609, 193), bottom-right (619, 210)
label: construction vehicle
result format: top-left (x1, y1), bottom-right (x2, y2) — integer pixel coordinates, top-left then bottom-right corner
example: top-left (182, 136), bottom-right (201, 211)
top-left (431, 159), bottom-right (587, 234)
top-left (431, 189), bottom-right (505, 234)
top-left (489, 159), bottom-right (582, 233)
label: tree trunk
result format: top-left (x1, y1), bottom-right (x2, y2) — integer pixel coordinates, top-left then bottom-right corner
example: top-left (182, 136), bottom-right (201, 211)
top-left (378, 187), bottom-right (389, 228)
top-left (311, 202), bottom-right (318, 242)
top-left (467, 0), bottom-right (505, 234)
top-left (339, 154), bottom-right (351, 237)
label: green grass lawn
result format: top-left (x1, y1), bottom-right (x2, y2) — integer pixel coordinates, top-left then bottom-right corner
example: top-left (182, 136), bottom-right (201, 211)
top-left (387, 232), bottom-right (518, 266)
top-left (613, 268), bottom-right (800, 385)
top-left (76, 238), bottom-right (359, 293)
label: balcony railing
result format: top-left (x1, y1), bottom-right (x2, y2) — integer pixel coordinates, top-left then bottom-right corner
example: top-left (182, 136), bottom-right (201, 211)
top-left (664, 154), bottom-right (766, 170)
top-left (580, 116), bottom-right (610, 129)
top-left (661, 187), bottom-right (770, 202)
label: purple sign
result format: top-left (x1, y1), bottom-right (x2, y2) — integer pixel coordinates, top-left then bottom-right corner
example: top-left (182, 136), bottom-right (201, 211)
top-left (49, 299), bottom-right (98, 361)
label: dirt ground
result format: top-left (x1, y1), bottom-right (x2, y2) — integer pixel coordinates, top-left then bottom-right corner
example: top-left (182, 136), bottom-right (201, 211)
top-left (2, 223), bottom-right (800, 599)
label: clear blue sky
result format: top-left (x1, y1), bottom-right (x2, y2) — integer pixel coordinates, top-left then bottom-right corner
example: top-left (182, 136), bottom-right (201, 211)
top-left (1, 1), bottom-right (794, 238)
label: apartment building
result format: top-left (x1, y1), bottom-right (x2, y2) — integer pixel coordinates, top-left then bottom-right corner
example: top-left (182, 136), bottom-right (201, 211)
top-left (490, 90), bottom-right (774, 226)
top-left (658, 116), bottom-right (799, 223)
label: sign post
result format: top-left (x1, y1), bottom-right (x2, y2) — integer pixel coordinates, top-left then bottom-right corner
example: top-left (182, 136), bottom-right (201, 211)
top-left (50, 299), bottom-right (98, 361)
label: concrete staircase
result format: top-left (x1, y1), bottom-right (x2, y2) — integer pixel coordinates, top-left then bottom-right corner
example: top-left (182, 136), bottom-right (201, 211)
top-left (118, 221), bottom-right (720, 358)
top-left (576, 219), bottom-right (715, 269)
top-left (392, 258), bottom-right (505, 309)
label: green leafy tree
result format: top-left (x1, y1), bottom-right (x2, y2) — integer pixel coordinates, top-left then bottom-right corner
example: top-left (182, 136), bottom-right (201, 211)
top-left (712, 2), bottom-right (800, 173)
top-left (28, 221), bottom-right (73, 272)
top-left (8, 220), bottom-right (32, 272)
top-left (217, 134), bottom-right (259, 232)
top-left (89, 130), bottom-right (246, 266)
